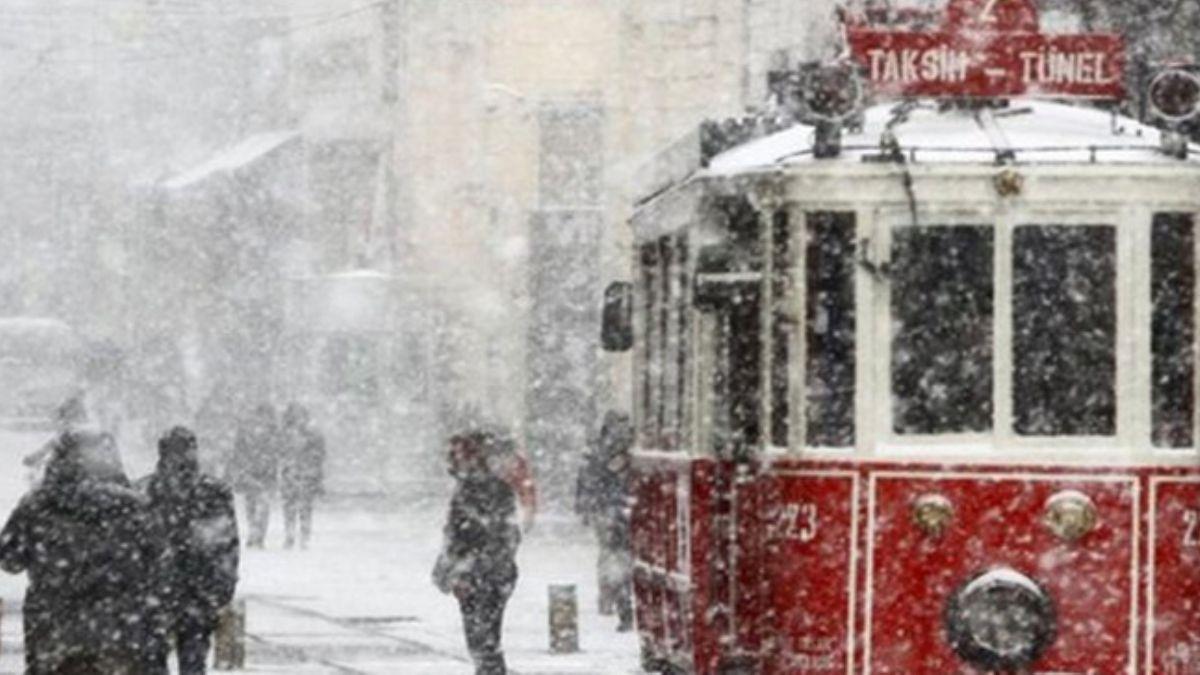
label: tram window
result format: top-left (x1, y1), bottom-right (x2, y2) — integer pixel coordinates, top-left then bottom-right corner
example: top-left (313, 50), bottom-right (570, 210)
top-left (771, 211), bottom-right (792, 447)
top-left (1013, 225), bottom-right (1116, 437)
top-left (640, 242), bottom-right (660, 446)
top-left (805, 211), bottom-right (856, 447)
top-left (891, 226), bottom-right (994, 435)
top-left (1152, 213), bottom-right (1195, 448)
top-left (658, 235), bottom-right (674, 447)
top-left (675, 235), bottom-right (690, 448)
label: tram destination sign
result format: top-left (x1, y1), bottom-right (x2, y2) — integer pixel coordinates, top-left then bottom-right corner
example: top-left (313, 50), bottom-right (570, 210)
top-left (846, 0), bottom-right (1125, 100)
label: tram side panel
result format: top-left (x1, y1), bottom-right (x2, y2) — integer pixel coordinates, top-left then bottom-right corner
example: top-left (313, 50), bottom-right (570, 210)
top-left (762, 470), bottom-right (859, 674)
top-left (1150, 477), bottom-right (1200, 671)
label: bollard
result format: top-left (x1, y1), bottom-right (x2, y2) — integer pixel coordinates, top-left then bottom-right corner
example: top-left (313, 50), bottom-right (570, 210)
top-left (548, 584), bottom-right (579, 653)
top-left (212, 598), bottom-right (246, 670)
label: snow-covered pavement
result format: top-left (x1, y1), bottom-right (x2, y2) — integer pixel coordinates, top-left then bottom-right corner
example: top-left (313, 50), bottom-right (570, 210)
top-left (0, 477), bottom-right (642, 674)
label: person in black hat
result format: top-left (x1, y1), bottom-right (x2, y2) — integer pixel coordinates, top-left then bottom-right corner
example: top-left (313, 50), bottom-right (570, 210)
top-left (433, 430), bottom-right (521, 675)
top-left (143, 426), bottom-right (240, 675)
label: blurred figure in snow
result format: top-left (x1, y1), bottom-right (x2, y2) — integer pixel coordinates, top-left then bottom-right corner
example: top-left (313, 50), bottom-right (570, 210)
top-left (22, 394), bottom-right (90, 485)
top-left (143, 426), bottom-right (239, 675)
top-left (227, 403), bottom-right (280, 548)
top-left (575, 410), bottom-right (635, 631)
top-left (279, 402), bottom-right (326, 549)
top-left (483, 426), bottom-right (537, 534)
top-left (0, 430), bottom-right (171, 674)
top-left (433, 429), bottom-right (521, 675)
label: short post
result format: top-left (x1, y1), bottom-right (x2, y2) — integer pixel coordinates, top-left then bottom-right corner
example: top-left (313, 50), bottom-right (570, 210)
top-left (212, 598), bottom-right (246, 670)
top-left (548, 584), bottom-right (579, 653)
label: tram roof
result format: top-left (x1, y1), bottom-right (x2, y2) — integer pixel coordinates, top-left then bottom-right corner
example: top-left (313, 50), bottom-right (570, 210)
top-left (706, 100), bottom-right (1199, 174)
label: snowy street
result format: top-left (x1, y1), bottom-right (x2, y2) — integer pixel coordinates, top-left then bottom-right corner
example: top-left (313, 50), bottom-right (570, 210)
top-left (0, 433), bottom-right (640, 674)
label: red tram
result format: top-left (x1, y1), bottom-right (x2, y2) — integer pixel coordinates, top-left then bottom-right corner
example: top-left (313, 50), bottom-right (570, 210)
top-left (608, 2), bottom-right (1200, 672)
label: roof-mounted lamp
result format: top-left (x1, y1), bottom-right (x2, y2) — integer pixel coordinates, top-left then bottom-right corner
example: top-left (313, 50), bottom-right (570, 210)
top-left (1148, 67), bottom-right (1200, 159)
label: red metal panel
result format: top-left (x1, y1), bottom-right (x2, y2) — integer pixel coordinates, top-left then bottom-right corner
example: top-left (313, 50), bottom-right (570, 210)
top-left (765, 471), bottom-right (858, 674)
top-left (867, 472), bottom-right (1137, 673)
top-left (1149, 478), bottom-right (1200, 672)
top-left (689, 460), bottom-right (721, 675)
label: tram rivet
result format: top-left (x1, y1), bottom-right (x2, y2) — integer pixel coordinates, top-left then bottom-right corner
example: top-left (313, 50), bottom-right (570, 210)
top-left (912, 493), bottom-right (954, 537)
top-left (1043, 490), bottom-right (1097, 543)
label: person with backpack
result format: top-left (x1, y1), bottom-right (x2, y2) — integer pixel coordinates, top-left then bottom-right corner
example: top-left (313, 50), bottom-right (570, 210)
top-left (143, 426), bottom-right (240, 675)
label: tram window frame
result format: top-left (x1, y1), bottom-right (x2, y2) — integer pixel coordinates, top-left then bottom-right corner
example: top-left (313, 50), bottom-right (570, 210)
top-left (1011, 224), bottom-right (1118, 438)
top-left (1151, 212), bottom-right (1196, 449)
top-left (804, 211), bottom-right (857, 448)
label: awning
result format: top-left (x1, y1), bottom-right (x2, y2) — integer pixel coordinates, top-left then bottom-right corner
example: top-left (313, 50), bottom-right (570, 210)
top-left (162, 130), bottom-right (299, 190)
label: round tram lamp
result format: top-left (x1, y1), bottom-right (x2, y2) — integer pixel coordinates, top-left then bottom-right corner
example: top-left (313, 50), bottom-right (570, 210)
top-left (1148, 68), bottom-right (1200, 123)
top-left (796, 63), bottom-right (865, 124)
top-left (944, 568), bottom-right (1057, 672)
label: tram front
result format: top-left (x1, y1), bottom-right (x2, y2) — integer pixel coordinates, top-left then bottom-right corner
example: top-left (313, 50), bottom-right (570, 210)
top-left (611, 2), bottom-right (1200, 673)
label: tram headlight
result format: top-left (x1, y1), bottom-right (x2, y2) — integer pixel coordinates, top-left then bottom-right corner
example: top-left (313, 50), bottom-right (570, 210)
top-left (912, 493), bottom-right (954, 537)
top-left (944, 568), bottom-right (1056, 672)
top-left (1043, 490), bottom-right (1097, 543)
top-left (1148, 67), bottom-right (1200, 124)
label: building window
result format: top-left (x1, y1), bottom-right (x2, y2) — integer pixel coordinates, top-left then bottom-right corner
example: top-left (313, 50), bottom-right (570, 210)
top-left (891, 225), bottom-right (994, 434)
top-left (538, 103), bottom-right (604, 208)
top-left (1013, 225), bottom-right (1116, 436)
top-left (1152, 213), bottom-right (1195, 448)
top-left (805, 211), bottom-right (856, 447)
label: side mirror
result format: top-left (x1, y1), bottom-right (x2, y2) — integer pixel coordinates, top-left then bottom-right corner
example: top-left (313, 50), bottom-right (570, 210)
top-left (601, 281), bottom-right (634, 352)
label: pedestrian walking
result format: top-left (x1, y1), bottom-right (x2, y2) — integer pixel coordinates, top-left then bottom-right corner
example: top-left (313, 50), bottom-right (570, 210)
top-left (432, 430), bottom-right (521, 675)
top-left (0, 430), bottom-right (170, 674)
top-left (143, 426), bottom-right (240, 675)
top-left (575, 410), bottom-right (635, 631)
top-left (228, 403), bottom-right (280, 548)
top-left (279, 402), bottom-right (326, 549)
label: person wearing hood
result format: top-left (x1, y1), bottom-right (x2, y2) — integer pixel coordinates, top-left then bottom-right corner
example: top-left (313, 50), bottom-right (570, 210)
top-left (228, 403), bottom-right (280, 548)
top-left (0, 430), bottom-right (170, 674)
top-left (574, 410), bottom-right (636, 631)
top-left (432, 430), bottom-right (521, 675)
top-left (143, 426), bottom-right (240, 675)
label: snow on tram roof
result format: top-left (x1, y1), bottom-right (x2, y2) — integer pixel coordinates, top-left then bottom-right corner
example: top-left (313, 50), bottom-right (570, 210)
top-left (706, 99), bottom-right (1198, 173)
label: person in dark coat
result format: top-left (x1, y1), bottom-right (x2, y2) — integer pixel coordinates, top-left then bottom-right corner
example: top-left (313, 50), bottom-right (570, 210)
top-left (432, 430), bottom-right (521, 675)
top-left (227, 403), bottom-right (279, 548)
top-left (0, 430), bottom-right (170, 674)
top-left (575, 410), bottom-right (635, 631)
top-left (279, 403), bottom-right (326, 549)
top-left (143, 426), bottom-right (240, 675)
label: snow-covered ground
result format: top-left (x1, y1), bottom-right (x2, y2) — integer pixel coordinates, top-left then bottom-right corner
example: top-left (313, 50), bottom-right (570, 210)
top-left (0, 432), bottom-right (641, 674)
